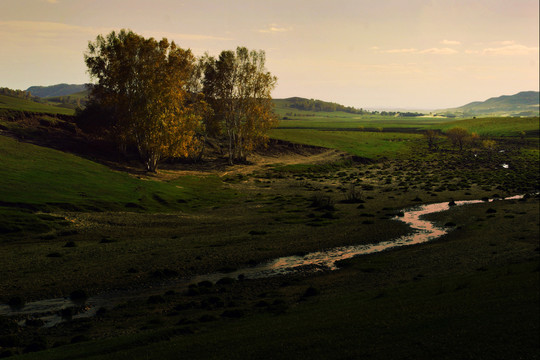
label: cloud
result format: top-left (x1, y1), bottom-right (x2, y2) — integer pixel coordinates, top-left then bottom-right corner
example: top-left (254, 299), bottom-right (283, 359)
top-left (0, 21), bottom-right (232, 45)
top-left (377, 47), bottom-right (457, 55)
top-left (258, 24), bottom-right (291, 33)
top-left (419, 47), bottom-right (459, 55)
top-left (143, 30), bottom-right (232, 42)
top-left (481, 44), bottom-right (539, 56)
top-left (384, 48), bottom-right (418, 54)
top-left (441, 40), bottom-right (461, 45)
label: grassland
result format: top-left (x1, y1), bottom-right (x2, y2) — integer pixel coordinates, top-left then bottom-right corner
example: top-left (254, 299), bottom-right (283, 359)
top-left (0, 108), bottom-right (538, 359)
top-left (0, 95), bottom-right (75, 116)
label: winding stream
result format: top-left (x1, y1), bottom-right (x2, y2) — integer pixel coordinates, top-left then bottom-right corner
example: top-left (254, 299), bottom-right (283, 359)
top-left (0, 194), bottom-right (526, 327)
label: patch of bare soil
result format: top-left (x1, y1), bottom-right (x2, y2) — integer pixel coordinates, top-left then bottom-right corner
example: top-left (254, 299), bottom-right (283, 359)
top-left (148, 140), bottom-right (347, 180)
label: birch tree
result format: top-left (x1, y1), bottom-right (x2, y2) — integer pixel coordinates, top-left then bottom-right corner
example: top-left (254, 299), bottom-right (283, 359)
top-left (84, 30), bottom-right (206, 172)
top-left (203, 47), bottom-right (278, 164)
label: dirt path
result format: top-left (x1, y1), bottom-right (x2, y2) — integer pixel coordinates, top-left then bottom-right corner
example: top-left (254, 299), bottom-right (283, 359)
top-left (150, 146), bottom-right (346, 180)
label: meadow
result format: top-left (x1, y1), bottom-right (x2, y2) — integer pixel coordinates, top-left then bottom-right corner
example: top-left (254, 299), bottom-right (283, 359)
top-left (0, 104), bottom-right (538, 359)
top-left (0, 95), bottom-right (75, 116)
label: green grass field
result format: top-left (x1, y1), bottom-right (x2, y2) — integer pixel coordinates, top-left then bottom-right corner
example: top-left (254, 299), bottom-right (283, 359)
top-left (0, 94), bottom-right (75, 115)
top-left (270, 128), bottom-right (421, 158)
top-left (439, 116), bottom-right (539, 136)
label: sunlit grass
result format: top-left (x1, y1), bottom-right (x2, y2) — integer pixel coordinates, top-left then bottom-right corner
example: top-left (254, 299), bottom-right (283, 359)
top-left (270, 128), bottom-right (421, 158)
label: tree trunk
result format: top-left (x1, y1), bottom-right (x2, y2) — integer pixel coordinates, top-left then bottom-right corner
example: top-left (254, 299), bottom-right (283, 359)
top-left (145, 152), bottom-right (159, 173)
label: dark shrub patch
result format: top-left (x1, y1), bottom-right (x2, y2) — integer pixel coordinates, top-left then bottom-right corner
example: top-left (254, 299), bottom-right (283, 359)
top-left (99, 236), bottom-right (116, 243)
top-left (46, 252), bottom-right (62, 258)
top-left (7, 296), bottom-right (24, 309)
top-left (125, 202), bottom-right (145, 210)
top-left (444, 222), bottom-right (457, 227)
top-left (197, 280), bottom-right (213, 288)
top-left (25, 318), bottom-right (45, 327)
top-left (310, 193), bottom-right (335, 211)
top-left (96, 307), bottom-right (107, 316)
top-left (60, 307), bottom-right (73, 320)
top-left (147, 295), bottom-right (166, 304)
top-left (0, 350), bottom-right (14, 358)
top-left (0, 335), bottom-right (19, 348)
top-left (63, 241), bottom-right (77, 248)
top-left (70, 335), bottom-right (90, 343)
top-left (198, 314), bottom-right (218, 322)
top-left (486, 208), bottom-right (497, 213)
top-left (335, 258), bottom-right (355, 268)
top-left (70, 289), bottom-right (88, 302)
top-left (303, 286), bottom-right (320, 297)
top-left (221, 309), bottom-right (245, 318)
top-left (216, 277), bottom-right (235, 285)
top-left (151, 268), bottom-right (179, 279)
top-left (255, 300), bottom-right (269, 307)
top-left (249, 230), bottom-right (267, 236)
top-left (23, 340), bottom-right (47, 353)
top-left (218, 266), bottom-right (237, 273)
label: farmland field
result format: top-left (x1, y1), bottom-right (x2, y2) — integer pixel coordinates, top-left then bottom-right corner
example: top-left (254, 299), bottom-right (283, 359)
top-left (0, 107), bottom-right (538, 359)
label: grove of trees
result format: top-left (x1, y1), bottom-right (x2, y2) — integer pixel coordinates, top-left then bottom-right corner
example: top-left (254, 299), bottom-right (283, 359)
top-left (79, 30), bottom-right (277, 171)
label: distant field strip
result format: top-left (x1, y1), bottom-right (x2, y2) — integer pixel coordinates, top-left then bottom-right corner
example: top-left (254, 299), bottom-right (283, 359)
top-left (269, 129), bottom-right (421, 158)
top-left (440, 117), bottom-right (539, 136)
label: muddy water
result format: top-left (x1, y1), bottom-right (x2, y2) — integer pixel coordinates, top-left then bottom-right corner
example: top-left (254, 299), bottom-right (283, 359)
top-left (0, 194), bottom-right (525, 326)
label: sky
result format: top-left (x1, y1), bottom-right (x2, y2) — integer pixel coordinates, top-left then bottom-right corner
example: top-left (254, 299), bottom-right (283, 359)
top-left (0, 0), bottom-right (538, 109)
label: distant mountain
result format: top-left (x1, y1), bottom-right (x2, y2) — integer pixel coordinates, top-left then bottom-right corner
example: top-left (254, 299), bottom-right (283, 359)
top-left (440, 91), bottom-right (539, 117)
top-left (26, 83), bottom-right (88, 98)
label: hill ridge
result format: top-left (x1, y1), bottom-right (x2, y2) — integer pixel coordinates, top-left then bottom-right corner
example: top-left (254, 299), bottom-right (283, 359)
top-left (440, 91), bottom-right (539, 116)
top-left (26, 83), bottom-right (88, 98)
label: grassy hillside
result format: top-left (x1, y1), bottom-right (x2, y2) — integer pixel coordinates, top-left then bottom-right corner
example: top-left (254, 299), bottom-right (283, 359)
top-left (27, 84), bottom-right (88, 98)
top-left (0, 94), bottom-right (75, 115)
top-left (440, 91), bottom-right (539, 117)
top-left (0, 134), bottom-right (233, 235)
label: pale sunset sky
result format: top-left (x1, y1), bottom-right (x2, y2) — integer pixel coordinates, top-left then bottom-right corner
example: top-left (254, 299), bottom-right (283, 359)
top-left (1, 0), bottom-right (538, 109)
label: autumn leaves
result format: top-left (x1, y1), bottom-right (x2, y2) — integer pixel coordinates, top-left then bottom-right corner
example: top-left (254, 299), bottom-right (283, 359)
top-left (82, 30), bottom-right (277, 171)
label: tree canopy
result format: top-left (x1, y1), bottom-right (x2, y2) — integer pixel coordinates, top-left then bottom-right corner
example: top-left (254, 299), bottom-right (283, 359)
top-left (83, 30), bottom-right (207, 172)
top-left (203, 47), bottom-right (278, 164)
top-left (80, 31), bottom-right (278, 170)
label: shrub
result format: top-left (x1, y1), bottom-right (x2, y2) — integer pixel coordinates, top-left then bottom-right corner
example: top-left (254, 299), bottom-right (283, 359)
top-left (147, 295), bottom-right (166, 304)
top-left (69, 289), bottom-right (88, 303)
top-left (310, 193), bottom-right (335, 211)
top-left (221, 309), bottom-right (245, 318)
top-left (303, 286), bottom-right (320, 297)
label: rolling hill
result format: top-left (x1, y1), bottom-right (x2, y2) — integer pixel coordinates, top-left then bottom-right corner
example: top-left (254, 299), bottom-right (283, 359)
top-left (26, 83), bottom-right (88, 98)
top-left (439, 91), bottom-right (539, 117)
top-left (0, 93), bottom-right (75, 115)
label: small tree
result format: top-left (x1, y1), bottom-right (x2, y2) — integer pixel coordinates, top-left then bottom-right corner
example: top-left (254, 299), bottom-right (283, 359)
top-left (470, 132), bottom-right (480, 147)
top-left (424, 129), bottom-right (440, 151)
top-left (203, 47), bottom-right (278, 165)
top-left (446, 127), bottom-right (469, 151)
